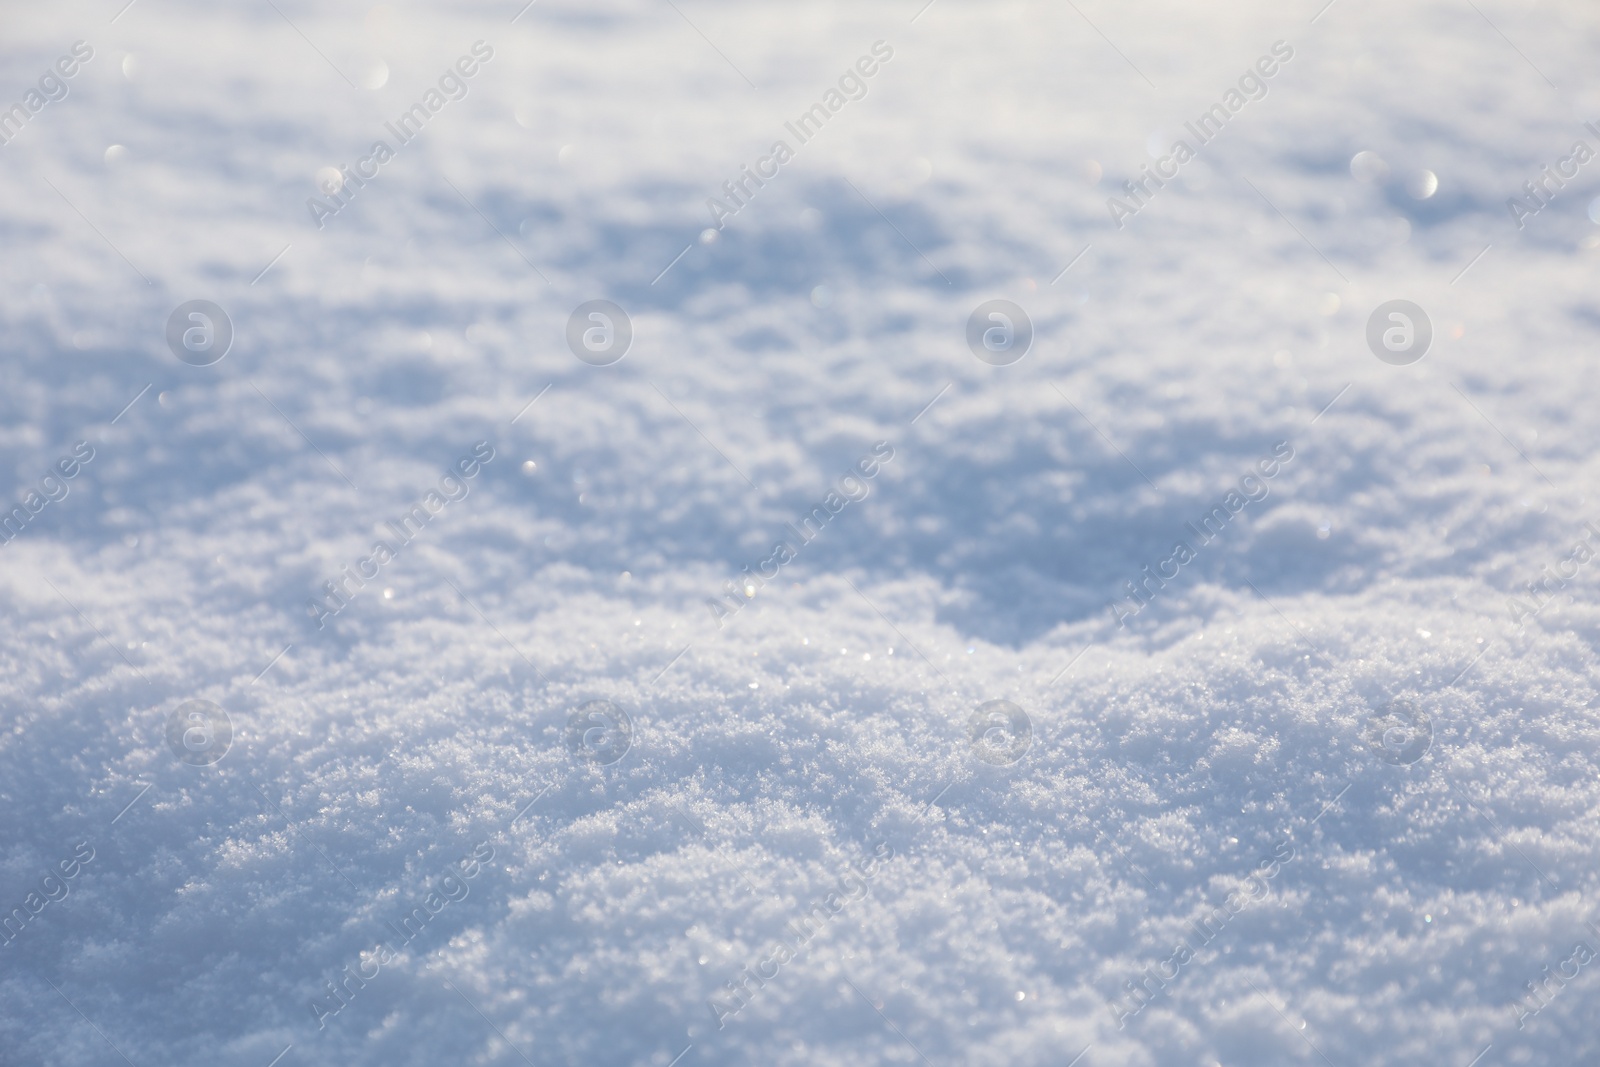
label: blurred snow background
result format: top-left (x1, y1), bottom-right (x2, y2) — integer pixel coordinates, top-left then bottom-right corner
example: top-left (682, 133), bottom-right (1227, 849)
top-left (3, 0), bottom-right (1600, 1064)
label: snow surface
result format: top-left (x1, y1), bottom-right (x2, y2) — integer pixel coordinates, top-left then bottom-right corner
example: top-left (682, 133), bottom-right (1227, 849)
top-left (3, 0), bottom-right (1600, 1064)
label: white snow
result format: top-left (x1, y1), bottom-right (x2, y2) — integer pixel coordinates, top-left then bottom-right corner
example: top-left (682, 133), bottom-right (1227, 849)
top-left (3, 0), bottom-right (1600, 1064)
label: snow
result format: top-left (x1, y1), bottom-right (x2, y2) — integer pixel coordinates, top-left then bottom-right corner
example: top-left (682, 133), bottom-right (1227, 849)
top-left (3, 0), bottom-right (1600, 1064)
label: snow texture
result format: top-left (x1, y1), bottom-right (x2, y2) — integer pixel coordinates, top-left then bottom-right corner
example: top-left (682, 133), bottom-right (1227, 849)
top-left (3, 0), bottom-right (1600, 1065)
